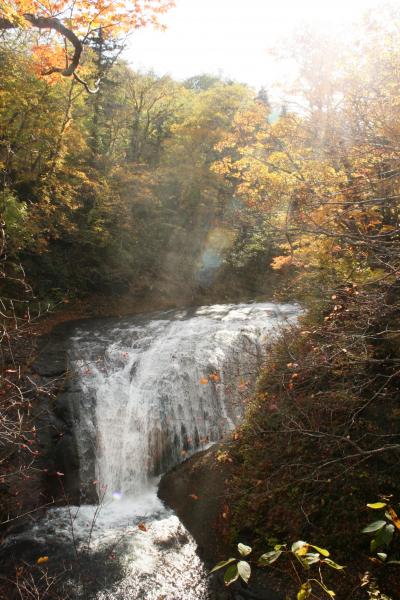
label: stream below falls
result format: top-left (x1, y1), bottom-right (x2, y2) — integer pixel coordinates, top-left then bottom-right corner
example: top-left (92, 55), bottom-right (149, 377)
top-left (3, 302), bottom-right (299, 599)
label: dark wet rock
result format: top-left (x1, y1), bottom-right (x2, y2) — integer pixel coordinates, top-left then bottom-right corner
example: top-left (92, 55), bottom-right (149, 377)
top-left (55, 433), bottom-right (79, 472)
top-left (29, 324), bottom-right (94, 504)
top-left (158, 444), bottom-right (232, 567)
top-left (158, 447), bottom-right (288, 600)
top-left (53, 391), bottom-right (78, 426)
top-left (32, 335), bottom-right (68, 378)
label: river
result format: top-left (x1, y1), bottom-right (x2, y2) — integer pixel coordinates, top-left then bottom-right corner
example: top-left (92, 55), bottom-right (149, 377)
top-left (2, 302), bottom-right (299, 599)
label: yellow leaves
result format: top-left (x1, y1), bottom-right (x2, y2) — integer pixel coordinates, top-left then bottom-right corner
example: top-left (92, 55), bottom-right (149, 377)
top-left (36, 556), bottom-right (49, 565)
top-left (0, 4), bottom-right (27, 27)
top-left (271, 255), bottom-right (293, 270)
top-left (216, 450), bottom-right (233, 464)
top-left (293, 542), bottom-right (309, 556)
top-left (297, 582), bottom-right (312, 600)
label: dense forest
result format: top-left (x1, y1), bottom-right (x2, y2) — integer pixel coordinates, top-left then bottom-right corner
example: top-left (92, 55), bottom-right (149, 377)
top-left (1, 1), bottom-right (400, 599)
top-left (1, 41), bottom-right (275, 309)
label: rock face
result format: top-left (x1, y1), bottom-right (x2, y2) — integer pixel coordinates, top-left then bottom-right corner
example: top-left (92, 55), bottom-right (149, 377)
top-left (32, 324), bottom-right (97, 505)
top-left (158, 447), bottom-right (287, 600)
top-left (158, 444), bottom-right (233, 567)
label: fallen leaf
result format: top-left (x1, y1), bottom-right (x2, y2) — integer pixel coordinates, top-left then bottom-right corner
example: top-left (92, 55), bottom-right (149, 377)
top-left (388, 506), bottom-right (400, 531)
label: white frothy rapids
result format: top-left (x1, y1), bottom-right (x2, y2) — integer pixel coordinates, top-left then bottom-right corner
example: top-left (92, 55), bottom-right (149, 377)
top-left (71, 302), bottom-right (299, 500)
top-left (5, 302), bottom-right (299, 600)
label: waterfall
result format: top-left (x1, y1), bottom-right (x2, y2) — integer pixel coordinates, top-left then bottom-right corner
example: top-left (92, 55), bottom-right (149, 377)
top-left (69, 303), bottom-right (298, 501)
top-left (3, 302), bottom-right (299, 600)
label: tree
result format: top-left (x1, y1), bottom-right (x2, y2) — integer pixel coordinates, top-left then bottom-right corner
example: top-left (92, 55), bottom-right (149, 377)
top-left (0, 0), bottom-right (174, 89)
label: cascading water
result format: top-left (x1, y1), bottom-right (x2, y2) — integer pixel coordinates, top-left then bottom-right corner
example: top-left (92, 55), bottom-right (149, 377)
top-left (72, 302), bottom-right (298, 500)
top-left (2, 302), bottom-right (299, 599)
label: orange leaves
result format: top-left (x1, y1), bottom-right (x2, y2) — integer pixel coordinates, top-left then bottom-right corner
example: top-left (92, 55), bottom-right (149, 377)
top-left (36, 556), bottom-right (49, 565)
top-left (387, 506), bottom-right (400, 532)
top-left (31, 45), bottom-right (66, 83)
top-left (271, 255), bottom-right (293, 271)
top-left (209, 372), bottom-right (220, 383)
top-left (2, 0), bottom-right (175, 77)
top-left (238, 379), bottom-right (249, 392)
top-left (221, 503), bottom-right (230, 520)
top-left (199, 372), bottom-right (220, 385)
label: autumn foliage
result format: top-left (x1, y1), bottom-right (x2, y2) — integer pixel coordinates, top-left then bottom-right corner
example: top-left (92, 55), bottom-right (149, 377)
top-left (209, 9), bottom-right (400, 599)
top-left (2, 3), bottom-right (400, 598)
top-left (0, 0), bottom-right (174, 80)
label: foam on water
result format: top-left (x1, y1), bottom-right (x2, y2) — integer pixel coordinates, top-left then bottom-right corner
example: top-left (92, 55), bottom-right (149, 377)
top-left (4, 302), bottom-right (299, 599)
top-left (70, 302), bottom-right (299, 500)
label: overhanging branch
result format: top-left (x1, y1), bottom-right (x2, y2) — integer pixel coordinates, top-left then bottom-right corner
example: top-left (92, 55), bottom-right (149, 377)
top-left (0, 13), bottom-right (82, 76)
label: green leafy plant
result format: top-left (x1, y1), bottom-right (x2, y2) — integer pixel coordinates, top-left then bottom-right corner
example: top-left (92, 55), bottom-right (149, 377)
top-left (362, 500), bottom-right (400, 563)
top-left (210, 543), bottom-right (252, 585)
top-left (211, 540), bottom-right (344, 599)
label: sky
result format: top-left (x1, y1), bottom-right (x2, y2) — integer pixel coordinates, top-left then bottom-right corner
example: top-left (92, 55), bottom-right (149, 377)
top-left (126, 0), bottom-right (383, 94)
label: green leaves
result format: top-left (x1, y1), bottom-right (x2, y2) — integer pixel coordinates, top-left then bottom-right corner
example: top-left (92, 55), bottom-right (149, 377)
top-left (286, 539), bottom-right (343, 577)
top-left (258, 550), bottom-right (283, 566)
top-left (212, 537), bottom-right (340, 596)
top-left (301, 553), bottom-right (321, 567)
top-left (212, 556), bottom-right (251, 586)
top-left (224, 564), bottom-right (239, 585)
top-left (237, 561), bottom-right (251, 584)
top-left (322, 558), bottom-right (344, 570)
top-left (211, 546), bottom-right (252, 587)
top-left (377, 552), bottom-right (387, 561)
top-left (370, 524), bottom-right (394, 552)
top-left (210, 558), bottom-right (236, 574)
top-left (363, 501), bottom-right (399, 560)
top-left (362, 520), bottom-right (386, 534)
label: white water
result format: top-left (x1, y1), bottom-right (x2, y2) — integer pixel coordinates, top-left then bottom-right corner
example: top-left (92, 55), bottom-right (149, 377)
top-left (4, 302), bottom-right (299, 599)
top-left (71, 302), bottom-right (298, 501)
